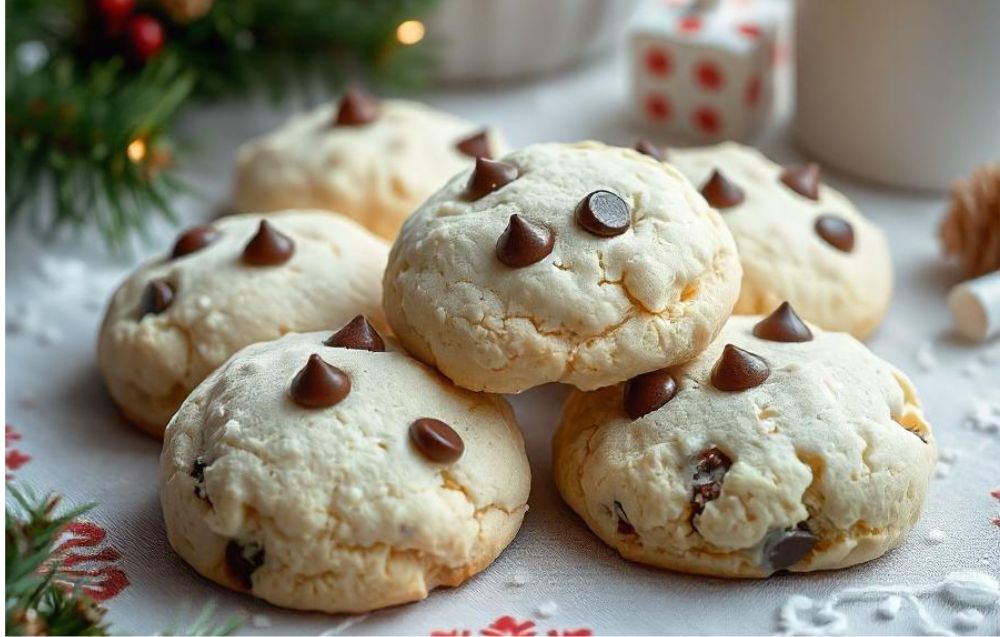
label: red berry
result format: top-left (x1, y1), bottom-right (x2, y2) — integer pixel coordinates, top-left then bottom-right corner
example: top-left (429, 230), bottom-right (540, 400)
top-left (128, 14), bottom-right (165, 62)
top-left (97, 0), bottom-right (135, 35)
top-left (97, 0), bottom-right (134, 21)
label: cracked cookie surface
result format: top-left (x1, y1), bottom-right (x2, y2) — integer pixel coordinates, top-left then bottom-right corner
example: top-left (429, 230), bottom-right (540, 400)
top-left (553, 314), bottom-right (935, 577)
top-left (382, 141), bottom-right (742, 394)
top-left (160, 329), bottom-right (530, 613)
top-left (233, 99), bottom-right (504, 240)
top-left (670, 142), bottom-right (893, 339)
top-left (97, 211), bottom-right (388, 437)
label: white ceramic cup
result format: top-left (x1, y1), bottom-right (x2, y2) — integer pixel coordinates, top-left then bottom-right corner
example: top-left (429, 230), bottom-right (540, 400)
top-left (426, 0), bottom-right (641, 83)
top-left (794, 0), bottom-right (1000, 191)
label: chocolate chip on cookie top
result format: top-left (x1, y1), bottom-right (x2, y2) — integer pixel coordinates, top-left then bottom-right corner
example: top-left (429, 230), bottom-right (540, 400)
top-left (455, 129), bottom-right (492, 159)
top-left (634, 138), bottom-right (665, 161)
top-left (614, 500), bottom-right (637, 535)
top-left (171, 224), bottom-right (220, 259)
top-left (290, 354), bottom-right (351, 408)
top-left (467, 157), bottom-right (519, 200)
top-left (496, 214), bottom-right (554, 267)
top-left (691, 447), bottom-right (732, 518)
top-left (242, 220), bottom-right (294, 266)
top-left (225, 540), bottom-right (264, 590)
top-left (814, 214), bottom-right (855, 252)
top-left (762, 525), bottom-right (817, 571)
top-left (409, 418), bottom-right (464, 463)
top-left (576, 190), bottom-right (631, 237)
top-left (700, 169), bottom-right (745, 209)
top-left (140, 279), bottom-right (174, 317)
top-left (779, 162), bottom-right (821, 201)
top-left (623, 369), bottom-right (678, 419)
top-left (753, 302), bottom-right (813, 343)
top-left (324, 315), bottom-right (385, 352)
top-left (711, 344), bottom-right (770, 391)
top-left (333, 86), bottom-right (379, 127)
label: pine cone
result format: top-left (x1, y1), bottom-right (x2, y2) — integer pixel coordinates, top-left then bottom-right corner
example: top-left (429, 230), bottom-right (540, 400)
top-left (159, 0), bottom-right (213, 23)
top-left (940, 162), bottom-right (1000, 279)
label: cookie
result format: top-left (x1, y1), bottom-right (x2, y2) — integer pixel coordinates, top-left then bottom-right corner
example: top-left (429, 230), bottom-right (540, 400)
top-left (382, 141), bottom-right (742, 394)
top-left (97, 211), bottom-right (387, 437)
top-left (233, 88), bottom-right (505, 240)
top-left (160, 322), bottom-right (530, 613)
top-left (669, 142), bottom-right (893, 339)
top-left (553, 307), bottom-right (935, 577)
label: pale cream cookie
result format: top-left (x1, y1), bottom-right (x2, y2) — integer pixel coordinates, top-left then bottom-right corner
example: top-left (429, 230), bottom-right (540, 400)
top-left (233, 88), bottom-right (505, 240)
top-left (160, 322), bottom-right (530, 613)
top-left (666, 142), bottom-right (893, 339)
top-left (554, 306), bottom-right (935, 577)
top-left (382, 141), bottom-right (742, 394)
top-left (97, 211), bottom-right (388, 437)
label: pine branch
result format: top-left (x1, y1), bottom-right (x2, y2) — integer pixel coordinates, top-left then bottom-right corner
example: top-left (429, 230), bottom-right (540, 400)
top-left (6, 54), bottom-right (193, 247)
top-left (5, 485), bottom-right (108, 636)
top-left (5, 484), bottom-right (241, 636)
top-left (6, 0), bottom-right (439, 249)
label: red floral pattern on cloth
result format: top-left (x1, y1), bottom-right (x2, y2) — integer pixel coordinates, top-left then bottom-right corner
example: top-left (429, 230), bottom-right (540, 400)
top-left (6, 424), bottom-right (31, 479)
top-left (51, 519), bottom-right (131, 601)
top-left (432, 616), bottom-right (592, 637)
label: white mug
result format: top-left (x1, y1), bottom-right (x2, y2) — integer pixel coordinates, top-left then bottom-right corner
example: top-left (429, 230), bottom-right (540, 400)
top-left (794, 0), bottom-right (1000, 191)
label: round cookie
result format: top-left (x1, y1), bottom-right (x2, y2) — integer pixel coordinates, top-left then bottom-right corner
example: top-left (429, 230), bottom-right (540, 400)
top-left (382, 141), bottom-right (742, 394)
top-left (667, 142), bottom-right (893, 339)
top-left (160, 321), bottom-right (530, 613)
top-left (553, 306), bottom-right (935, 577)
top-left (233, 88), bottom-right (505, 240)
top-left (98, 211), bottom-right (388, 437)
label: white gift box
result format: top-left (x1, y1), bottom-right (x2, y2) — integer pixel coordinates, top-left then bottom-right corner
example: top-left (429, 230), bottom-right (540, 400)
top-left (630, 0), bottom-right (780, 142)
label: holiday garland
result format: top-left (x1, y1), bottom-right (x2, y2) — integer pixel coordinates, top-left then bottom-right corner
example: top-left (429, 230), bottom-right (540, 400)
top-left (6, 0), bottom-right (438, 248)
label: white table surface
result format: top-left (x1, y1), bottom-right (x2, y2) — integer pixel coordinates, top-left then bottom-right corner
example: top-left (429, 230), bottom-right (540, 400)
top-left (5, 10), bottom-right (999, 636)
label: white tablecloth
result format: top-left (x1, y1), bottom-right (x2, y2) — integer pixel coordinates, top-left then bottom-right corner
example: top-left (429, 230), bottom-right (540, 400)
top-left (5, 10), bottom-right (999, 635)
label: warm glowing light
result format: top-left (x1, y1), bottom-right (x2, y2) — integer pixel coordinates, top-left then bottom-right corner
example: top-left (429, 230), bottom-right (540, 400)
top-left (126, 138), bottom-right (147, 162)
top-left (396, 20), bottom-right (425, 45)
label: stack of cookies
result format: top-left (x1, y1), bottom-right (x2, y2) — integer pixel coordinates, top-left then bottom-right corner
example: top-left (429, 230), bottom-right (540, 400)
top-left (97, 89), bottom-right (936, 614)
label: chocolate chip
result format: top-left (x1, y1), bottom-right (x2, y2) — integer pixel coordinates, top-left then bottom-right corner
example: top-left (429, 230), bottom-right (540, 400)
top-left (700, 169), bottom-right (745, 209)
top-left (467, 157), bottom-right (518, 200)
top-left (691, 483), bottom-right (722, 517)
top-left (691, 448), bottom-right (732, 518)
top-left (333, 86), bottom-right (379, 126)
top-left (409, 418), bottom-right (464, 463)
top-left (576, 190), bottom-right (631, 237)
top-left (225, 540), bottom-right (264, 590)
top-left (814, 214), bottom-right (855, 252)
top-left (711, 344), bottom-right (770, 392)
top-left (289, 354), bottom-right (351, 408)
top-left (753, 302), bottom-right (813, 343)
top-left (634, 138), bottom-right (665, 160)
top-left (171, 225), bottom-right (219, 259)
top-left (140, 279), bottom-right (174, 317)
top-left (762, 525), bottom-right (817, 572)
top-left (190, 457), bottom-right (206, 482)
top-left (325, 315), bottom-right (384, 352)
top-left (242, 220), bottom-right (294, 266)
top-left (496, 214), bottom-right (554, 267)
top-left (623, 369), bottom-right (678, 419)
top-left (455, 129), bottom-right (492, 159)
top-left (191, 457), bottom-right (208, 501)
top-left (614, 501), bottom-right (636, 535)
top-left (779, 163), bottom-right (820, 200)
